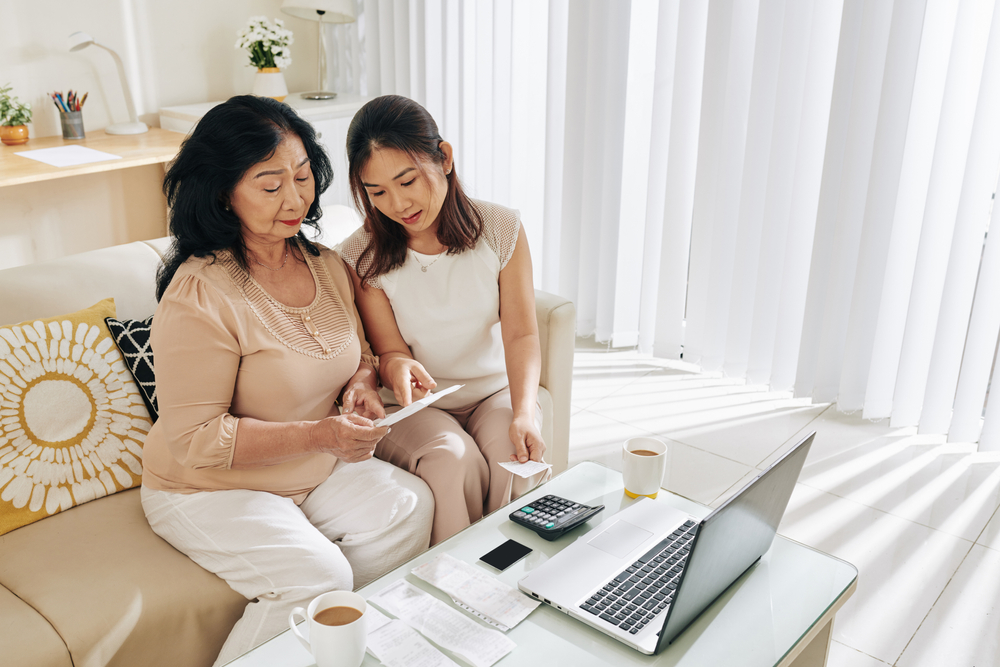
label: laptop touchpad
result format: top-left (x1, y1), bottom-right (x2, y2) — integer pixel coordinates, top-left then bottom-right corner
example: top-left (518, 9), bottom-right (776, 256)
top-left (588, 520), bottom-right (653, 558)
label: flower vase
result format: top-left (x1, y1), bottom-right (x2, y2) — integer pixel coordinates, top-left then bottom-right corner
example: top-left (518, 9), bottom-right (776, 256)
top-left (253, 68), bottom-right (288, 102)
top-left (0, 124), bottom-right (29, 146)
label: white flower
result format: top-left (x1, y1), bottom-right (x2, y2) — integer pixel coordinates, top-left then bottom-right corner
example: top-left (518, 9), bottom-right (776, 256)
top-left (236, 15), bottom-right (294, 69)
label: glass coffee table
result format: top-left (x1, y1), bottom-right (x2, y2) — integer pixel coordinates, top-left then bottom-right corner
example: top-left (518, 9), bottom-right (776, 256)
top-left (226, 461), bottom-right (857, 667)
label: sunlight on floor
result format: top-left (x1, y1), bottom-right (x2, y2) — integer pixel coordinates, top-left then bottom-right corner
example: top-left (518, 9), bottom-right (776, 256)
top-left (567, 337), bottom-right (1000, 667)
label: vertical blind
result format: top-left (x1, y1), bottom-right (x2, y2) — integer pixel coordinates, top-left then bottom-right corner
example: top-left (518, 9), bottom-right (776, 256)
top-left (332, 0), bottom-right (1000, 449)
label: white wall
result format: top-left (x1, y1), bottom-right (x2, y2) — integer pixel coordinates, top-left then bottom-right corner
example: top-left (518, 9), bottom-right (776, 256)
top-left (1, 0), bottom-right (326, 136)
top-left (0, 0), bottom-right (346, 270)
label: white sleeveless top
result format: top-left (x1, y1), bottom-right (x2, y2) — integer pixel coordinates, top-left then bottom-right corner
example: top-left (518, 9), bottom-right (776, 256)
top-left (337, 200), bottom-right (520, 410)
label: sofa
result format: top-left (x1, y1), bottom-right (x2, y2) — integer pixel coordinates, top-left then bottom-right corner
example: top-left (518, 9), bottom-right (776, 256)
top-left (0, 232), bottom-right (575, 667)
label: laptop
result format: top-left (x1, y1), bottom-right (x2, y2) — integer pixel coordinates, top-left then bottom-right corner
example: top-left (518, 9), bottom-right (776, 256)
top-left (518, 431), bottom-right (814, 655)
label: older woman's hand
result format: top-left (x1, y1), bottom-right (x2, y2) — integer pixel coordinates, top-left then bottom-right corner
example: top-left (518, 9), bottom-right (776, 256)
top-left (310, 413), bottom-right (389, 463)
top-left (341, 380), bottom-right (386, 421)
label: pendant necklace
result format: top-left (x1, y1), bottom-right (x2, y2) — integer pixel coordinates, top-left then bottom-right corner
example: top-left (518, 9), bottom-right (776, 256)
top-left (410, 248), bottom-right (442, 273)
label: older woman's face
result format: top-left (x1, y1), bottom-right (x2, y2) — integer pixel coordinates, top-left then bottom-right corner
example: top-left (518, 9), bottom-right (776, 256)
top-left (230, 133), bottom-right (315, 246)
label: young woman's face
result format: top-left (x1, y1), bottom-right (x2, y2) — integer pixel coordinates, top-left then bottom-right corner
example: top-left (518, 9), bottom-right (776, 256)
top-left (360, 144), bottom-right (452, 239)
top-left (230, 133), bottom-right (315, 246)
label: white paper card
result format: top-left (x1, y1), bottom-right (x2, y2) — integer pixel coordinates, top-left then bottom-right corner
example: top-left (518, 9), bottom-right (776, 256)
top-left (369, 580), bottom-right (515, 667)
top-left (374, 384), bottom-right (463, 428)
top-left (411, 553), bottom-right (540, 631)
top-left (15, 145), bottom-right (123, 167)
top-left (368, 619), bottom-right (461, 667)
top-left (498, 460), bottom-right (552, 478)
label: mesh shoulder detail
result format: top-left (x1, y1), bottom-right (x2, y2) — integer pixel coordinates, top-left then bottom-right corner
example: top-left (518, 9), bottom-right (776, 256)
top-left (336, 228), bottom-right (383, 290)
top-left (474, 199), bottom-right (521, 269)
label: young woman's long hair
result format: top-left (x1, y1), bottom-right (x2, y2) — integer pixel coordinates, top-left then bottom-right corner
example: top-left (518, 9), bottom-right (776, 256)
top-left (155, 95), bottom-right (333, 300)
top-left (346, 95), bottom-right (483, 285)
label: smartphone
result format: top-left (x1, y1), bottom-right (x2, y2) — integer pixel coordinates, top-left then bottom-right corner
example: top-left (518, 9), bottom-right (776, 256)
top-left (479, 539), bottom-right (532, 572)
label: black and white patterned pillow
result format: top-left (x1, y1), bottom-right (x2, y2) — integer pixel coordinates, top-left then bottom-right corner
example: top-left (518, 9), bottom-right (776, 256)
top-left (105, 316), bottom-right (157, 421)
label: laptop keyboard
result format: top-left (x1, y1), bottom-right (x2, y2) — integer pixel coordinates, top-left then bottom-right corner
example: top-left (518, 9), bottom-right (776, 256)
top-left (579, 520), bottom-right (697, 635)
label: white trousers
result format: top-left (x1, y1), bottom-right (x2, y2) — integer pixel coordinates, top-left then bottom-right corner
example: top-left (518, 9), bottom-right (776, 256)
top-left (141, 457), bottom-right (433, 666)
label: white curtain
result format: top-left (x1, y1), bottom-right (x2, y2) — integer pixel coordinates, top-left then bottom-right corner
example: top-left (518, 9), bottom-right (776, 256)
top-left (343, 0), bottom-right (1000, 449)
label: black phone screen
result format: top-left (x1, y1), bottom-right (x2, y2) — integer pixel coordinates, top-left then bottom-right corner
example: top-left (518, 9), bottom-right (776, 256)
top-left (479, 539), bottom-right (532, 572)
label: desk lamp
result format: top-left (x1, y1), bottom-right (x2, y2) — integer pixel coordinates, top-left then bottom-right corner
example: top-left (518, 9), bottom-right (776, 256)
top-left (281, 0), bottom-right (357, 100)
top-left (68, 31), bottom-right (148, 135)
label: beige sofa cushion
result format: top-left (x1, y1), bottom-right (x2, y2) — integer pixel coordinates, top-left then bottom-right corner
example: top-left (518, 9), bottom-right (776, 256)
top-left (0, 584), bottom-right (71, 667)
top-left (0, 488), bottom-right (245, 667)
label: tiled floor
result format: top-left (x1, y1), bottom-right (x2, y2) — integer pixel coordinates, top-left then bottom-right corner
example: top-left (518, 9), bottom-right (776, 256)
top-left (567, 338), bottom-right (1000, 667)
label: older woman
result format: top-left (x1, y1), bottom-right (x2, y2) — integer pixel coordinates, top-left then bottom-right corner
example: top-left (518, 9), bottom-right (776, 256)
top-left (140, 95), bottom-right (433, 666)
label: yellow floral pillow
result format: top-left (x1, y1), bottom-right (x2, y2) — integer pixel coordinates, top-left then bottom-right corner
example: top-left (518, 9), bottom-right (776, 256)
top-left (0, 298), bottom-right (153, 536)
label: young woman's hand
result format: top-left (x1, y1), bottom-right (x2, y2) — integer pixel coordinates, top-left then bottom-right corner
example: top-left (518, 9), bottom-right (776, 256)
top-left (382, 356), bottom-right (437, 406)
top-left (341, 380), bottom-right (386, 421)
top-left (309, 413), bottom-right (389, 463)
top-left (509, 415), bottom-right (546, 463)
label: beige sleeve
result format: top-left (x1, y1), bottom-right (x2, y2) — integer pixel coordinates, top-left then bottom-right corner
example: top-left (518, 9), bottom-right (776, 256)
top-left (336, 228), bottom-right (384, 290)
top-left (150, 272), bottom-right (243, 470)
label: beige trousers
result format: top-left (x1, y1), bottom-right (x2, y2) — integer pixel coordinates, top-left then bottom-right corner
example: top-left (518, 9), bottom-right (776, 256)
top-left (140, 457), bottom-right (433, 666)
top-left (375, 387), bottom-right (550, 545)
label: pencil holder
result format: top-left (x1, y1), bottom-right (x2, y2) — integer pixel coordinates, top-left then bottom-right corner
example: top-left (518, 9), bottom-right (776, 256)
top-left (59, 110), bottom-right (85, 139)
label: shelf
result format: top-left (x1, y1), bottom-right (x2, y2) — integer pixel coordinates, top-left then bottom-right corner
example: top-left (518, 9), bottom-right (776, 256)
top-left (0, 128), bottom-right (185, 189)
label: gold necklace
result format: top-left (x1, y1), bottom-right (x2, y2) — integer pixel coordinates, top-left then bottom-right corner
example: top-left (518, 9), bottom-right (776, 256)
top-left (252, 243), bottom-right (289, 272)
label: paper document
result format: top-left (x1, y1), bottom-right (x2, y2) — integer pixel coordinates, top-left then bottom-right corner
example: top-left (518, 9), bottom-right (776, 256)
top-left (15, 146), bottom-right (123, 167)
top-left (375, 384), bottom-right (463, 428)
top-left (412, 553), bottom-right (540, 631)
top-left (368, 619), bottom-right (460, 667)
top-left (369, 579), bottom-right (515, 667)
top-left (498, 460), bottom-right (552, 479)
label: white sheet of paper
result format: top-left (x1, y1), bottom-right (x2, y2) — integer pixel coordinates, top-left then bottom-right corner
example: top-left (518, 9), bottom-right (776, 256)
top-left (498, 460), bottom-right (552, 478)
top-left (14, 145), bottom-right (123, 167)
top-left (368, 619), bottom-right (461, 667)
top-left (366, 605), bottom-right (393, 634)
top-left (374, 384), bottom-right (463, 428)
top-left (411, 553), bottom-right (540, 631)
top-left (369, 580), bottom-right (515, 667)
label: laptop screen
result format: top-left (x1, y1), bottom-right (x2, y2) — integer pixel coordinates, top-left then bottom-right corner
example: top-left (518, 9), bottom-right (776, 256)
top-left (655, 431), bottom-right (815, 651)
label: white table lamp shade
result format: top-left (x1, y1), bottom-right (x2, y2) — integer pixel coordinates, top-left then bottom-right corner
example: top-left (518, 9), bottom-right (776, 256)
top-left (280, 0), bottom-right (357, 24)
top-left (280, 0), bottom-right (357, 100)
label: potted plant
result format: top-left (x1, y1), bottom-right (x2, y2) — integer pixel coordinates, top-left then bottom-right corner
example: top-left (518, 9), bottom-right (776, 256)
top-left (0, 83), bottom-right (32, 146)
top-left (236, 16), bottom-right (293, 102)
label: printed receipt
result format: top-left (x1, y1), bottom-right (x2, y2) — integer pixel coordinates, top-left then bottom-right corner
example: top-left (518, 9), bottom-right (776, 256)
top-left (498, 460), bottom-right (552, 479)
top-left (369, 580), bottom-right (515, 667)
top-left (368, 615), bottom-right (460, 667)
top-left (411, 553), bottom-right (540, 631)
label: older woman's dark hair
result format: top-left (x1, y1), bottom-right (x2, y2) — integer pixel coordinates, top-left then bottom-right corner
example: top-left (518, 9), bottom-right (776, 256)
top-left (156, 95), bottom-right (333, 300)
top-left (346, 95), bottom-right (482, 285)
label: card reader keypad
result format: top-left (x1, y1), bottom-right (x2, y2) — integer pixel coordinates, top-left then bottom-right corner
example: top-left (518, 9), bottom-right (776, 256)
top-left (579, 520), bottom-right (697, 634)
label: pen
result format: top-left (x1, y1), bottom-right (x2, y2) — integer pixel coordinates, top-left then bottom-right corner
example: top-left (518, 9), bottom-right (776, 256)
top-left (79, 92), bottom-right (87, 109)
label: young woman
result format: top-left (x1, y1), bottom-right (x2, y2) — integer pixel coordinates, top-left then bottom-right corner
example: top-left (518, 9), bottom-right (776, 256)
top-left (338, 95), bottom-right (550, 544)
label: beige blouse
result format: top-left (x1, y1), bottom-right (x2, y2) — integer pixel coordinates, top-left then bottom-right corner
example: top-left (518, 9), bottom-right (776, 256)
top-left (141, 241), bottom-right (376, 502)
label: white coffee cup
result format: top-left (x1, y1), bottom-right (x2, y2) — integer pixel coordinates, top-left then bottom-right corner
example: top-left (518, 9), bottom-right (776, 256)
top-left (289, 590), bottom-right (368, 667)
top-left (622, 437), bottom-right (669, 499)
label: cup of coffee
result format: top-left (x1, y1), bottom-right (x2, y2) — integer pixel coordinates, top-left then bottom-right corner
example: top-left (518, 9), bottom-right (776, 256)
top-left (622, 437), bottom-right (669, 499)
top-left (289, 590), bottom-right (368, 667)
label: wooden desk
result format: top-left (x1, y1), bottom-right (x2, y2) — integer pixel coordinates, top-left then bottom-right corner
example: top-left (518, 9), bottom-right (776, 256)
top-left (0, 128), bottom-right (184, 188)
top-left (0, 129), bottom-right (184, 270)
